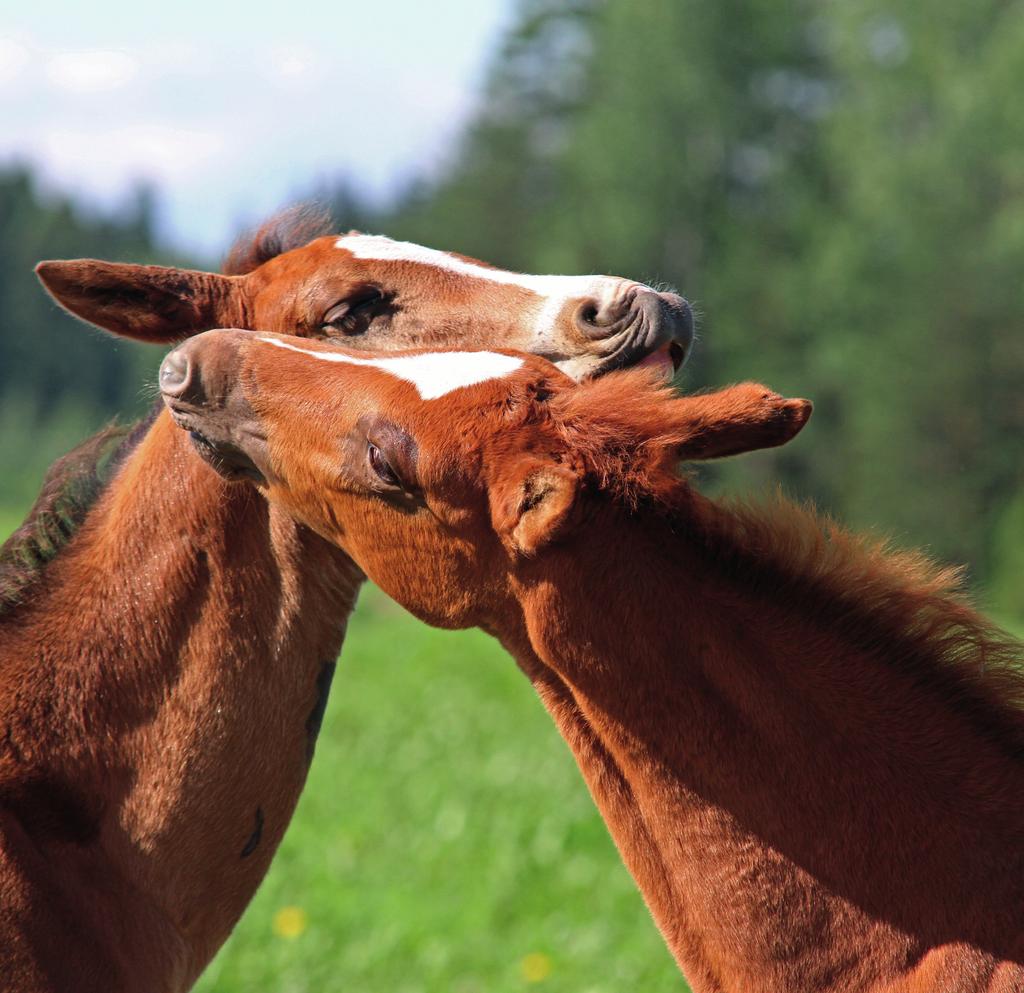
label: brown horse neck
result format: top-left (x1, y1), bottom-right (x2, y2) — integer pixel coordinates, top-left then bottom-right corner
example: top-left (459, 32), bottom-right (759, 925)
top-left (4, 410), bottom-right (363, 723)
top-left (0, 411), bottom-right (365, 987)
top-left (497, 499), bottom-right (1024, 991)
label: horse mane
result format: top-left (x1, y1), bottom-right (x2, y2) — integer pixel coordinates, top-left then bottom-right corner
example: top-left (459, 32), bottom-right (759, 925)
top-left (222, 204), bottom-right (336, 275)
top-left (542, 370), bottom-right (1024, 760)
top-left (0, 406), bottom-right (158, 619)
top-left (693, 495), bottom-right (1024, 758)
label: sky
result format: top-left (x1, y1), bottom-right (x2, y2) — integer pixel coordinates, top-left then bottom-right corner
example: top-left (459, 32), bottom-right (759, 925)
top-left (0, 1), bottom-right (514, 259)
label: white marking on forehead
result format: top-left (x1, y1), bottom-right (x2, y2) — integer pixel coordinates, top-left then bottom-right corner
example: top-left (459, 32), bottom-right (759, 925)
top-left (256, 336), bottom-right (524, 401)
top-left (336, 233), bottom-right (646, 349)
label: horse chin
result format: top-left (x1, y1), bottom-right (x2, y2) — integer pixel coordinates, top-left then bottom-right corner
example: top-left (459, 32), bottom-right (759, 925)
top-left (186, 429), bottom-right (267, 485)
top-left (161, 390), bottom-right (270, 485)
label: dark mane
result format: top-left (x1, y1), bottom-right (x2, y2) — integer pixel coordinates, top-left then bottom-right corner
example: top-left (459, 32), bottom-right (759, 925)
top-left (688, 495), bottom-right (1024, 766)
top-left (0, 406), bottom-right (158, 618)
top-left (222, 204), bottom-right (336, 275)
top-left (542, 371), bottom-right (1024, 766)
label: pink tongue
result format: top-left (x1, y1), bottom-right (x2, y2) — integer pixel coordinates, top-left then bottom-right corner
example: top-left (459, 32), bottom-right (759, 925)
top-left (636, 346), bottom-right (675, 382)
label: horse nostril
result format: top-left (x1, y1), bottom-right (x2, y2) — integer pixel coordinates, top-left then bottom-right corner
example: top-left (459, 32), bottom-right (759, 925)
top-left (159, 350), bottom-right (191, 396)
top-left (575, 296), bottom-right (632, 340)
top-left (159, 346), bottom-right (210, 406)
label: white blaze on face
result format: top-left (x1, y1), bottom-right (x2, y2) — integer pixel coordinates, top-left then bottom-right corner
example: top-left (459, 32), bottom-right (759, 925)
top-left (256, 336), bottom-right (524, 401)
top-left (336, 234), bottom-right (644, 348)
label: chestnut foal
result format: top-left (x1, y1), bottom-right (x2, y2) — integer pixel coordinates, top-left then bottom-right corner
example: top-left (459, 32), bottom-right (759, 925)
top-left (162, 328), bottom-right (1024, 993)
top-left (1, 213), bottom-right (693, 993)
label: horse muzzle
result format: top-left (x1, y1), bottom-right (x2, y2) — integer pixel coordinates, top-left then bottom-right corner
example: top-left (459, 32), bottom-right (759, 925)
top-left (558, 287), bottom-right (695, 382)
top-left (159, 330), bottom-right (269, 484)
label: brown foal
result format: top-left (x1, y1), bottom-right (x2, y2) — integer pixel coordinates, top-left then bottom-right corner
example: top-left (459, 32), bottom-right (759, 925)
top-left (161, 328), bottom-right (1024, 993)
top-left (0, 212), bottom-right (693, 992)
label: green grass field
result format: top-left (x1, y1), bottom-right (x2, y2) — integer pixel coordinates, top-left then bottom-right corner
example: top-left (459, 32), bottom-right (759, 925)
top-left (0, 506), bottom-right (683, 993)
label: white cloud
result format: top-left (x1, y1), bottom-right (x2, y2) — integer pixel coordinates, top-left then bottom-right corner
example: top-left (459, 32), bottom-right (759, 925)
top-left (267, 44), bottom-right (323, 90)
top-left (32, 123), bottom-right (228, 196)
top-left (0, 1), bottom-right (514, 255)
top-left (46, 50), bottom-right (138, 94)
top-left (0, 37), bottom-right (31, 86)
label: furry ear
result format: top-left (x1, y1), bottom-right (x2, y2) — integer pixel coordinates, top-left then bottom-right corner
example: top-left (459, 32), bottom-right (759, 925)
top-left (35, 260), bottom-right (246, 344)
top-left (673, 384), bottom-right (812, 460)
top-left (489, 460), bottom-right (580, 556)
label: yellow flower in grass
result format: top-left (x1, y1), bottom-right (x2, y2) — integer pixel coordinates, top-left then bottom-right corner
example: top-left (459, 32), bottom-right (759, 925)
top-left (521, 952), bottom-right (553, 983)
top-left (272, 905), bottom-right (308, 939)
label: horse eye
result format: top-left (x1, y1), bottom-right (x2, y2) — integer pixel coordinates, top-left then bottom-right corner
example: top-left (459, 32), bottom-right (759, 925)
top-left (322, 289), bottom-right (383, 336)
top-left (349, 289), bottom-right (383, 313)
top-left (367, 442), bottom-right (400, 487)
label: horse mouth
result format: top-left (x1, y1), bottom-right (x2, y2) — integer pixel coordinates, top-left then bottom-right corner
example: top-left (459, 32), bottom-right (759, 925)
top-left (184, 426), bottom-right (266, 484)
top-left (161, 401), bottom-right (267, 485)
top-left (593, 337), bottom-right (688, 382)
top-left (634, 342), bottom-right (686, 383)
top-left (586, 292), bottom-right (693, 382)
top-left (195, 430), bottom-right (267, 483)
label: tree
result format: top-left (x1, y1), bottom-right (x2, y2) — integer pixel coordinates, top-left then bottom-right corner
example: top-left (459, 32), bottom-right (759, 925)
top-left (0, 167), bottom-right (181, 509)
top-left (364, 0), bottom-right (1024, 593)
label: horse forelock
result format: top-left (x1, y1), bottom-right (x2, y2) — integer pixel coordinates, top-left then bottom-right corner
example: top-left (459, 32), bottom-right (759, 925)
top-left (222, 204), bottom-right (336, 276)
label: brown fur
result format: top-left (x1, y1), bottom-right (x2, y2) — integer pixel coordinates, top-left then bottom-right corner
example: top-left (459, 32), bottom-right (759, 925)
top-left (172, 332), bottom-right (1024, 993)
top-left (2, 220), bottom-right (688, 991)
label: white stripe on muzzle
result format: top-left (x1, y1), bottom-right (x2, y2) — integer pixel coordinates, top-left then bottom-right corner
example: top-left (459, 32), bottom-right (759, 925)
top-left (336, 234), bottom-right (640, 348)
top-left (256, 336), bottom-right (524, 401)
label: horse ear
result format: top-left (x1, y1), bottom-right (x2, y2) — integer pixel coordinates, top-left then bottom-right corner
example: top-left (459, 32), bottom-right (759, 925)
top-left (35, 260), bottom-right (246, 344)
top-left (489, 460), bottom-right (580, 557)
top-left (673, 384), bottom-right (812, 460)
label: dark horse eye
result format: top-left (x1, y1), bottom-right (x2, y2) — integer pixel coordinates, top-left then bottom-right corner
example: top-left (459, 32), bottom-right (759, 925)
top-left (367, 442), bottom-right (400, 487)
top-left (322, 289), bottom-right (384, 336)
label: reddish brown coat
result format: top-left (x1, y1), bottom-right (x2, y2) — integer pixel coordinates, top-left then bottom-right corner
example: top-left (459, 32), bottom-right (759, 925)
top-left (1, 214), bottom-right (692, 991)
top-left (164, 330), bottom-right (1024, 993)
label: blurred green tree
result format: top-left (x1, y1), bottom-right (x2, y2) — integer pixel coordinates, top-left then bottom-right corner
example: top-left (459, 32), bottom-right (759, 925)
top-left (0, 167), bottom-right (182, 508)
top-left (365, 0), bottom-right (1024, 605)
top-left (811, 1), bottom-right (1024, 575)
top-left (2, 0), bottom-right (1022, 610)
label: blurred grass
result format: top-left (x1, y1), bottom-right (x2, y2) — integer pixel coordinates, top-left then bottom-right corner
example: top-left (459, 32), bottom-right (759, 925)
top-left (0, 510), bottom-right (18, 537)
top-left (0, 504), bottom-right (682, 993)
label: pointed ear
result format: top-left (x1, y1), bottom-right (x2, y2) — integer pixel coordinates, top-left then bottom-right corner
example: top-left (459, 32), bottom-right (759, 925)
top-left (35, 260), bottom-right (246, 343)
top-left (673, 383), bottom-right (812, 460)
top-left (489, 460), bottom-right (580, 557)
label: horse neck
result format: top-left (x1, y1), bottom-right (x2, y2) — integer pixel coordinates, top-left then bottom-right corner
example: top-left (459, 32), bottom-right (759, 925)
top-left (499, 498), bottom-right (1024, 991)
top-left (496, 624), bottom-right (691, 969)
top-left (0, 411), bottom-right (364, 983)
